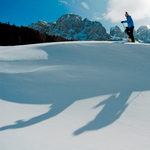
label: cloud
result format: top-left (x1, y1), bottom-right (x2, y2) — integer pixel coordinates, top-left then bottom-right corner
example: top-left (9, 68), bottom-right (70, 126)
top-left (81, 2), bottom-right (89, 9)
top-left (92, 14), bottom-right (102, 21)
top-left (104, 0), bottom-right (150, 22)
top-left (72, 0), bottom-right (75, 3)
top-left (93, 16), bottom-right (102, 20)
top-left (58, 0), bottom-right (68, 5)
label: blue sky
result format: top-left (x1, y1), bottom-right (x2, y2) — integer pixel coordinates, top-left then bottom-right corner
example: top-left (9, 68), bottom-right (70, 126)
top-left (0, 0), bottom-right (150, 33)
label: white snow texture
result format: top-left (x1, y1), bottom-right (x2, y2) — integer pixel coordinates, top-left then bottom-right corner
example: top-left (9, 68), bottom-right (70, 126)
top-left (0, 41), bottom-right (150, 150)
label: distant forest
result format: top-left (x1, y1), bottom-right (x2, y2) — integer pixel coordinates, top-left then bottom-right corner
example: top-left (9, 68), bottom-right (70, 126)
top-left (0, 22), bottom-right (72, 46)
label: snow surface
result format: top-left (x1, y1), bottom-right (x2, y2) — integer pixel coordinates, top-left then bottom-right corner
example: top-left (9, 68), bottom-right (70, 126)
top-left (0, 41), bottom-right (150, 150)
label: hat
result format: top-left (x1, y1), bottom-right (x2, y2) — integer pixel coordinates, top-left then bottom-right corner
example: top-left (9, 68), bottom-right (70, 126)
top-left (125, 12), bottom-right (129, 17)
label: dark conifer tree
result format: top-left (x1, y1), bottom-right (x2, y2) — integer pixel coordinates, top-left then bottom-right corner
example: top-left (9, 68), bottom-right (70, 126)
top-left (0, 23), bottom-right (72, 46)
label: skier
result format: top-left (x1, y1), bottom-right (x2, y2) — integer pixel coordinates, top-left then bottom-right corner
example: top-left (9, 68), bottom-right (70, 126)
top-left (121, 12), bottom-right (135, 42)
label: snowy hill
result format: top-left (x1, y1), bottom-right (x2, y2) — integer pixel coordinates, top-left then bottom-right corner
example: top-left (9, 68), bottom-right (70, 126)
top-left (0, 41), bottom-right (150, 150)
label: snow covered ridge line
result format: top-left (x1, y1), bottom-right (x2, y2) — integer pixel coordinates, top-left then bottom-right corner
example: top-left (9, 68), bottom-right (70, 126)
top-left (0, 45), bottom-right (48, 61)
top-left (28, 13), bottom-right (150, 43)
top-left (0, 40), bottom-right (147, 62)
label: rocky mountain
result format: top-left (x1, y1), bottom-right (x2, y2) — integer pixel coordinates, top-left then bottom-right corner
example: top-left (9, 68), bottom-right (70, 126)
top-left (28, 14), bottom-right (110, 41)
top-left (110, 25), bottom-right (125, 38)
top-left (110, 25), bottom-right (150, 43)
top-left (28, 14), bottom-right (150, 43)
top-left (135, 25), bottom-right (150, 43)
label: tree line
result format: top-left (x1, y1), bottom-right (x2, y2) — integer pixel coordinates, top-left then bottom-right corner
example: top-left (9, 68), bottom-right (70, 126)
top-left (0, 22), bottom-right (72, 46)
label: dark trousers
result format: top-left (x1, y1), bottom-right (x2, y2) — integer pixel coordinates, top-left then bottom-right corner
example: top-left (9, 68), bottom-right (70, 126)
top-left (125, 27), bottom-right (135, 42)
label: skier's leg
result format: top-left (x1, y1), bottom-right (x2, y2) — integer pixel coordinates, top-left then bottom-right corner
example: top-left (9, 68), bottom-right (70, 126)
top-left (125, 27), bottom-right (131, 38)
top-left (130, 27), bottom-right (135, 42)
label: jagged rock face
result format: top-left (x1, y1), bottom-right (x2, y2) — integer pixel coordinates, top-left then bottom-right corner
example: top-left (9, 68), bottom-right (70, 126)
top-left (28, 21), bottom-right (55, 34)
top-left (55, 14), bottom-right (82, 33)
top-left (73, 18), bottom-right (109, 40)
top-left (28, 14), bottom-right (110, 41)
top-left (84, 18), bottom-right (109, 40)
top-left (110, 26), bottom-right (125, 37)
top-left (50, 14), bottom-right (83, 40)
top-left (135, 26), bottom-right (150, 43)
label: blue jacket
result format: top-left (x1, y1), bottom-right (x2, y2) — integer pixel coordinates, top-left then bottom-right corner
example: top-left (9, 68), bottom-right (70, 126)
top-left (124, 15), bottom-right (134, 28)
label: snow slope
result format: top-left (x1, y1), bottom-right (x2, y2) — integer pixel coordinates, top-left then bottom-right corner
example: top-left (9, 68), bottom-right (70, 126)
top-left (0, 41), bottom-right (150, 150)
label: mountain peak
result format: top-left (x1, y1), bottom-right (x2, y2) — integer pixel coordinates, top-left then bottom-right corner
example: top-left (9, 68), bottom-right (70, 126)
top-left (58, 13), bottom-right (82, 21)
top-left (28, 13), bottom-right (110, 41)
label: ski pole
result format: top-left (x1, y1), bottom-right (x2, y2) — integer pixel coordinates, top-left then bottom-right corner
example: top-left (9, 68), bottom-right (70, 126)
top-left (122, 23), bottom-right (125, 30)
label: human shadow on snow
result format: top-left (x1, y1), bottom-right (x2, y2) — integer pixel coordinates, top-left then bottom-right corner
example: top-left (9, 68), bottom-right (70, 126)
top-left (73, 92), bottom-right (130, 135)
top-left (0, 91), bottom-right (131, 133)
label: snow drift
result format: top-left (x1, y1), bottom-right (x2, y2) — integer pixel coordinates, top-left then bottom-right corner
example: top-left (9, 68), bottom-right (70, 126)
top-left (0, 41), bottom-right (150, 150)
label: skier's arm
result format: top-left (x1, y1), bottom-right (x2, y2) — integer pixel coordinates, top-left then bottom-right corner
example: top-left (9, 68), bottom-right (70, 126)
top-left (121, 20), bottom-right (127, 23)
top-left (122, 16), bottom-right (131, 24)
top-left (123, 20), bottom-right (128, 23)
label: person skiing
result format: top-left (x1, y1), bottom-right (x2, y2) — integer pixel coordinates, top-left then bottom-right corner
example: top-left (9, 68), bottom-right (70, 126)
top-left (121, 12), bottom-right (135, 42)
